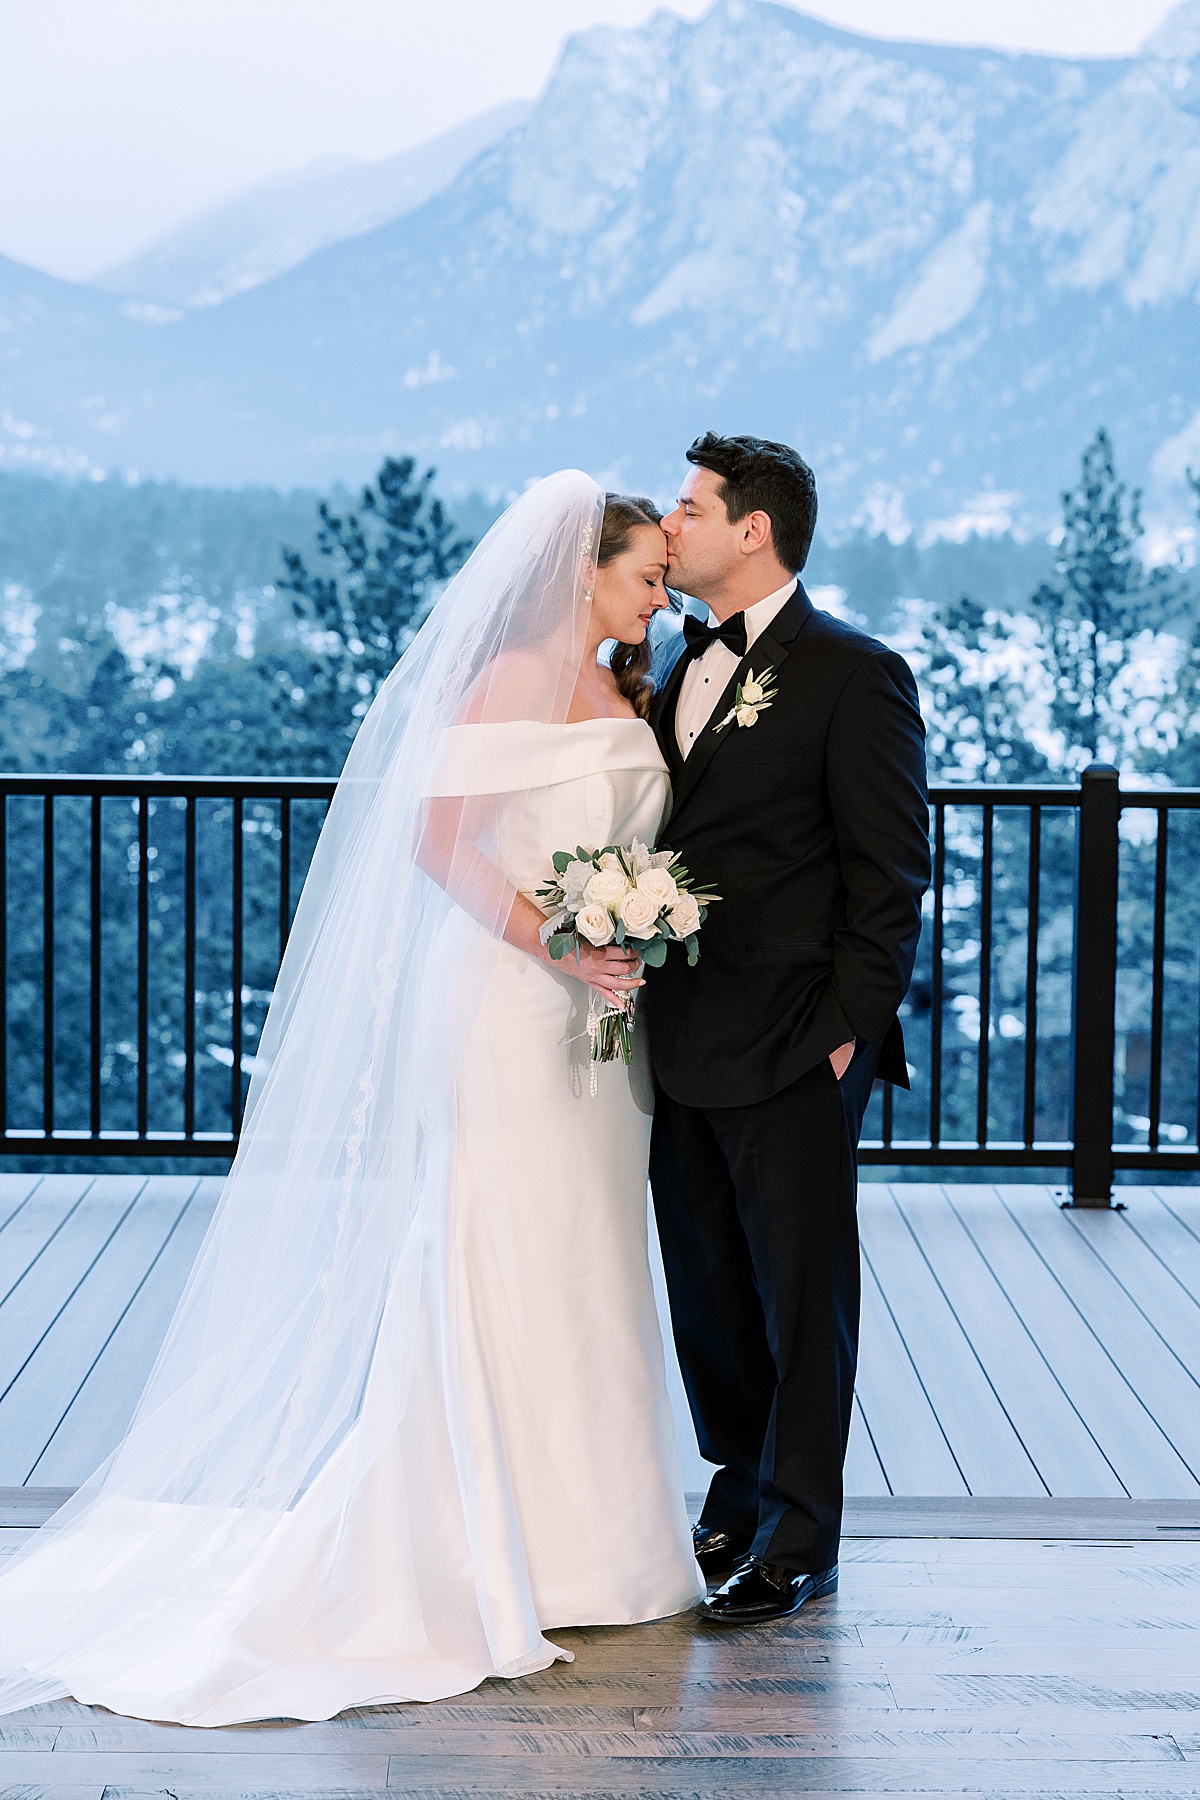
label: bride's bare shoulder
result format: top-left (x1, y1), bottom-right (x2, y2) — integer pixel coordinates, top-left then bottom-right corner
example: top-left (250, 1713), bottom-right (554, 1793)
top-left (456, 649), bottom-right (552, 725)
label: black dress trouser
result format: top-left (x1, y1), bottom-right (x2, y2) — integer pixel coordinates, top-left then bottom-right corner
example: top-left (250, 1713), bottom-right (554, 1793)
top-left (649, 1042), bottom-right (879, 1574)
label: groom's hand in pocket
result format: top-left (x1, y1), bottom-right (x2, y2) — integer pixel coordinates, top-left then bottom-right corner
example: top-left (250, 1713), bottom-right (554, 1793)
top-left (829, 1039), bottom-right (856, 1081)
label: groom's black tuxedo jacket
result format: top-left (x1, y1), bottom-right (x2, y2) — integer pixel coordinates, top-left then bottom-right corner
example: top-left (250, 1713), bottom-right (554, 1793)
top-left (646, 584), bottom-right (930, 1110)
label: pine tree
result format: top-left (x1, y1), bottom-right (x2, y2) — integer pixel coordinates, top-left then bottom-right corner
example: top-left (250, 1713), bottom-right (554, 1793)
top-left (1029, 431), bottom-right (1173, 768)
top-left (279, 457), bottom-right (472, 728)
top-left (905, 593), bottom-right (1048, 782)
top-left (1159, 469), bottom-right (1200, 783)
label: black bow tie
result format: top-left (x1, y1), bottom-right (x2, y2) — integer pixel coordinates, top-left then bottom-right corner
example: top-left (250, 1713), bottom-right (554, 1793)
top-left (682, 611), bottom-right (748, 658)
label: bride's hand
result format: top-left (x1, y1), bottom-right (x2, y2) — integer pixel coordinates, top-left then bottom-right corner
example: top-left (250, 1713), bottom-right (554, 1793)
top-left (571, 942), bottom-right (645, 1007)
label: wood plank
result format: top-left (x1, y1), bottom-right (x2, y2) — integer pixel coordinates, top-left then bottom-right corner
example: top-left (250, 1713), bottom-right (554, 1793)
top-left (0, 1786), bottom-right (104, 1800)
top-left (886, 1667), bottom-right (1200, 1711)
top-left (852, 1245), bottom-right (967, 1497)
top-left (98, 1790), bottom-right (383, 1800)
top-left (49, 1713), bottom-right (637, 1753)
top-left (842, 1495), bottom-right (1200, 1537)
top-left (398, 1726), bottom-right (1186, 1761)
top-left (1002, 1188), bottom-right (1200, 1485)
top-left (859, 1190), bottom-right (1043, 1496)
top-left (86, 1724), bottom-right (1182, 1764)
top-left (31, 1178), bottom-right (217, 1486)
top-left (0, 1171), bottom-right (43, 1235)
top-left (371, 1752), bottom-right (1200, 1792)
top-left (0, 1175), bottom-right (94, 1306)
top-left (40, 1713), bottom-right (1185, 1760)
top-left (0, 1179), bottom-right (150, 1410)
top-left (891, 1185), bottom-right (1123, 1497)
top-left (0, 1754), bottom-right (389, 1791)
top-left (83, 1783), bottom-right (1200, 1800)
top-left (1066, 1203), bottom-right (1200, 1394)
top-left (844, 1395), bottom-right (890, 1498)
top-left (945, 1187), bottom-right (1200, 1498)
top-left (92, 1788), bottom-right (391, 1800)
top-left (0, 1178), bottom-right (192, 1484)
top-left (0, 1485), bottom-right (75, 1524)
top-left (1127, 1189), bottom-right (1200, 1309)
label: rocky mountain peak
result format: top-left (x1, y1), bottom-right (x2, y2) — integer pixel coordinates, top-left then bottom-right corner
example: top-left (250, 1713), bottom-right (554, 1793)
top-left (1143, 1), bottom-right (1200, 65)
top-left (0, 0), bottom-right (1197, 543)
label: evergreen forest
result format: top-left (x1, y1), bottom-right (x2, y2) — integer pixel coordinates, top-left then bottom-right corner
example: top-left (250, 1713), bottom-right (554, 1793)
top-left (1, 441), bottom-right (1198, 1168)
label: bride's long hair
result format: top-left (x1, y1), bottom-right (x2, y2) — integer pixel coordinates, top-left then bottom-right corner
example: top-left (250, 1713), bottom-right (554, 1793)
top-left (0, 471), bottom-right (612, 1719)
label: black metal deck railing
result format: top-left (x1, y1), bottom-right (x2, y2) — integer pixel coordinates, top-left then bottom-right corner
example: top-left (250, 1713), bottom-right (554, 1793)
top-left (1, 765), bottom-right (1198, 1204)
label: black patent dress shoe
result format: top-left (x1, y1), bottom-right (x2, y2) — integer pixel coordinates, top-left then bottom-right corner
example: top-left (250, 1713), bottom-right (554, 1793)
top-left (699, 1556), bottom-right (838, 1624)
top-left (692, 1524), bottom-right (754, 1581)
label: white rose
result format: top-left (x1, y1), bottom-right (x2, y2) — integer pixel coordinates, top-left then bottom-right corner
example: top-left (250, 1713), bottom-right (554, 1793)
top-left (561, 858), bottom-right (595, 909)
top-left (636, 867), bottom-right (678, 910)
top-left (668, 891), bottom-right (702, 938)
top-left (584, 867), bottom-right (632, 910)
top-left (741, 680), bottom-right (764, 705)
top-left (619, 888), bottom-right (660, 939)
top-left (576, 904), bottom-right (616, 946)
top-left (736, 704), bottom-right (760, 728)
top-left (597, 851), bottom-right (623, 871)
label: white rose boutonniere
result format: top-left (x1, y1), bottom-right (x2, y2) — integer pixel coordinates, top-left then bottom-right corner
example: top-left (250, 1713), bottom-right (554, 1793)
top-left (714, 665), bottom-right (779, 734)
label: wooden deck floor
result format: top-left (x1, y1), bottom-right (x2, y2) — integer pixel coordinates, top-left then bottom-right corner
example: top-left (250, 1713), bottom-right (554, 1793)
top-left (3, 1176), bottom-right (1200, 1796)
top-left (2, 1175), bottom-right (1200, 1498)
top-left (3, 1532), bottom-right (1200, 1796)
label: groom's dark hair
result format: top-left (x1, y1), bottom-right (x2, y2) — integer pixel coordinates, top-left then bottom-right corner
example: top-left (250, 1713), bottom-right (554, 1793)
top-left (686, 431), bottom-right (818, 573)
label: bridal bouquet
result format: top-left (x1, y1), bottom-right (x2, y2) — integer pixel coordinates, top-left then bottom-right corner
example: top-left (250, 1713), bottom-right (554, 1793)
top-left (536, 839), bottom-right (720, 1070)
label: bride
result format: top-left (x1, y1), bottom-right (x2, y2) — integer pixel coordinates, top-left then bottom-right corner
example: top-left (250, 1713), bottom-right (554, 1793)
top-left (0, 472), bottom-right (704, 1726)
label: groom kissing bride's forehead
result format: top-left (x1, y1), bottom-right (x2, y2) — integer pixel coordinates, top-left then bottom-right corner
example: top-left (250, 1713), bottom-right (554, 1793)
top-left (646, 430), bottom-right (931, 1623)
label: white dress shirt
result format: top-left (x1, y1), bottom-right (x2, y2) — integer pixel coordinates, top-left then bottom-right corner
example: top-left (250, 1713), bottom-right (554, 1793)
top-left (675, 579), bottom-right (797, 759)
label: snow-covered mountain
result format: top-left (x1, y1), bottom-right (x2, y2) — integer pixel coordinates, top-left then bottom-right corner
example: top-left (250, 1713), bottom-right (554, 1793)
top-left (2, 1), bottom-right (1198, 540)
top-left (92, 102), bottom-right (532, 310)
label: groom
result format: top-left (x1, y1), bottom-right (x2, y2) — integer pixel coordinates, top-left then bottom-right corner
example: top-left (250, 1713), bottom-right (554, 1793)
top-left (646, 432), bottom-right (929, 1624)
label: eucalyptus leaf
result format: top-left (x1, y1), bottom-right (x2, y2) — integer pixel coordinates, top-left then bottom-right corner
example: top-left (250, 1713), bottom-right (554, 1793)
top-left (552, 851), bottom-right (571, 874)
top-left (641, 937), bottom-right (668, 968)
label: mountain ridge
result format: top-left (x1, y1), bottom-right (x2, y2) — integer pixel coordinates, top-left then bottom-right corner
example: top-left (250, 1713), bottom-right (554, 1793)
top-left (0, 0), bottom-right (1197, 543)
top-left (91, 101), bottom-right (533, 310)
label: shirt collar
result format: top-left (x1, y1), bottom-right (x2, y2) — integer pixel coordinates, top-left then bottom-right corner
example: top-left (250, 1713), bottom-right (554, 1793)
top-left (706, 577), bottom-right (797, 651)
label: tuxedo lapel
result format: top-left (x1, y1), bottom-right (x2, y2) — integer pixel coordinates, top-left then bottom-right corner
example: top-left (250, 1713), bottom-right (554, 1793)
top-left (667, 585), bottom-right (813, 822)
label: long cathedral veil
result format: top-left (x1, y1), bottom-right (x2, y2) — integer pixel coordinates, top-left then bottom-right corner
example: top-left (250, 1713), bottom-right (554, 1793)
top-left (0, 470), bottom-right (607, 1717)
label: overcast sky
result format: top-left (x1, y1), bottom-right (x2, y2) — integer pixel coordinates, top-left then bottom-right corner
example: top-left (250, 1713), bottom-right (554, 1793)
top-left (0, 0), bottom-right (1181, 281)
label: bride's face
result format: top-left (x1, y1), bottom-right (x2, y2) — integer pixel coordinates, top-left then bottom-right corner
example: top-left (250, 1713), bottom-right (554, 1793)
top-left (591, 525), bottom-right (671, 645)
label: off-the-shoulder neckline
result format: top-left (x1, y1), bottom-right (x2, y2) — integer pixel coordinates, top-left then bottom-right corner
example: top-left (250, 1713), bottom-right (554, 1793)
top-left (450, 716), bottom-right (652, 729)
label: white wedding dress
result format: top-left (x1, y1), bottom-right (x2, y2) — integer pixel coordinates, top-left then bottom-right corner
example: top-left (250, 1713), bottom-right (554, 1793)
top-left (0, 715), bottom-right (702, 1725)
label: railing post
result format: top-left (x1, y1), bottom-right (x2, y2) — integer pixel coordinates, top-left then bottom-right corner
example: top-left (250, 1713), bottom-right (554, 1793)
top-left (1070, 764), bottom-right (1120, 1206)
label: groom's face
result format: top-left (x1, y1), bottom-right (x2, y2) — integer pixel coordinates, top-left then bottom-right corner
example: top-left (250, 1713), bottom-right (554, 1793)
top-left (661, 467), bottom-right (741, 601)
